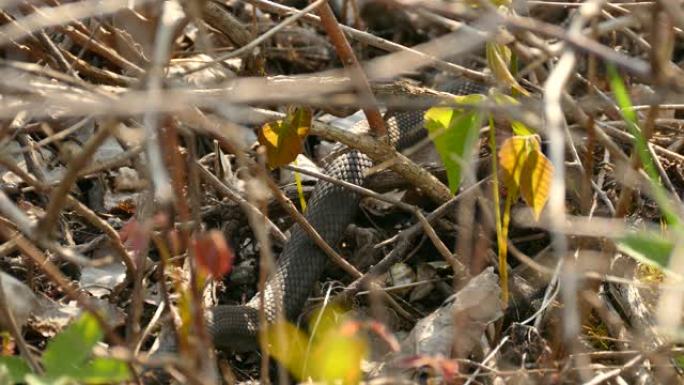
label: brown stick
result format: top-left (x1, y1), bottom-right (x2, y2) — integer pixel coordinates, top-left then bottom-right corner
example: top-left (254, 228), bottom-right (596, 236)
top-left (315, 0), bottom-right (386, 137)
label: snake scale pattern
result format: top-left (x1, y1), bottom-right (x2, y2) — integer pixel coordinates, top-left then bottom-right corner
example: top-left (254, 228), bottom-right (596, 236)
top-left (208, 79), bottom-right (487, 351)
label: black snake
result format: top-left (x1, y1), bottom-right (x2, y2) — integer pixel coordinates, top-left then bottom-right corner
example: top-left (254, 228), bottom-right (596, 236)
top-left (207, 79), bottom-right (487, 351)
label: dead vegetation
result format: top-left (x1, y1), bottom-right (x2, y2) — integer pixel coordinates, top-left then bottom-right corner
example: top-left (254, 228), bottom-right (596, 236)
top-left (1, 0), bottom-right (684, 384)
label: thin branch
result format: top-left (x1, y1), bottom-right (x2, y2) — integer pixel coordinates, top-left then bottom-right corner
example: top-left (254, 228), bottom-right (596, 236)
top-left (0, 155), bottom-right (136, 277)
top-left (244, 0), bottom-right (488, 81)
top-left (261, 167), bottom-right (362, 278)
top-left (196, 161), bottom-right (288, 243)
top-left (37, 119), bottom-right (116, 236)
top-left (179, 0), bottom-right (328, 77)
top-left (142, 1), bottom-right (177, 205)
top-left (0, 0), bottom-right (154, 47)
top-left (316, 0), bottom-right (386, 136)
top-left (0, 273), bottom-right (42, 374)
top-left (342, 179), bottom-right (487, 298)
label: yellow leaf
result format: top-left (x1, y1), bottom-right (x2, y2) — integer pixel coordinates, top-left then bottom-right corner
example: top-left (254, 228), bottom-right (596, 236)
top-left (258, 107), bottom-right (312, 168)
top-left (519, 148), bottom-right (553, 221)
top-left (499, 136), bottom-right (535, 187)
top-left (265, 305), bottom-right (368, 384)
top-left (309, 319), bottom-right (367, 384)
top-left (498, 136), bottom-right (553, 220)
top-left (491, 92), bottom-right (536, 136)
top-left (485, 42), bottom-right (529, 97)
top-left (263, 321), bottom-right (309, 380)
top-left (177, 289), bottom-right (193, 346)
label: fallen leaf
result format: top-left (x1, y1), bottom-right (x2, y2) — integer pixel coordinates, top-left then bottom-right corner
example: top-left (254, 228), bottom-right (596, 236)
top-left (0, 272), bottom-right (38, 330)
top-left (401, 267), bottom-right (502, 358)
top-left (80, 254), bottom-right (126, 298)
top-left (193, 230), bottom-right (234, 279)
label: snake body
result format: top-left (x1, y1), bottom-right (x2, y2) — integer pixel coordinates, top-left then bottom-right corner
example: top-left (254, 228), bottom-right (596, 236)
top-left (208, 80), bottom-right (486, 351)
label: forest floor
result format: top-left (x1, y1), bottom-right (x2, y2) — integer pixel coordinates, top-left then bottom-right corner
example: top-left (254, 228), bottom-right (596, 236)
top-left (1, 0), bottom-right (684, 384)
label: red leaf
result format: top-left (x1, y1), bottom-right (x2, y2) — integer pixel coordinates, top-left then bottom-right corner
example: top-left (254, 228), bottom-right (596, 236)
top-left (119, 219), bottom-right (151, 257)
top-left (193, 230), bottom-right (234, 279)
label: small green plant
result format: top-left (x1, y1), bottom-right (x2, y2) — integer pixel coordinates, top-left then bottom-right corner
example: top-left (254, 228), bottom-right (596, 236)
top-left (0, 313), bottom-right (130, 385)
top-left (423, 0), bottom-right (554, 305)
top-left (607, 65), bottom-right (684, 272)
top-left (424, 88), bottom-right (552, 306)
top-left (606, 64), bottom-right (681, 229)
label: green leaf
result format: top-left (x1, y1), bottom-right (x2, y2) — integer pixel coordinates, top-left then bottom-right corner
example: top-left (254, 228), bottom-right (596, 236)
top-left (606, 64), bottom-right (681, 230)
top-left (42, 314), bottom-right (103, 377)
top-left (70, 358), bottom-right (130, 384)
top-left (0, 356), bottom-right (31, 384)
top-left (510, 121), bottom-right (535, 136)
top-left (675, 355), bottom-right (684, 371)
top-left (424, 94), bottom-right (485, 193)
top-left (606, 65), bottom-right (654, 179)
top-left (617, 231), bottom-right (673, 268)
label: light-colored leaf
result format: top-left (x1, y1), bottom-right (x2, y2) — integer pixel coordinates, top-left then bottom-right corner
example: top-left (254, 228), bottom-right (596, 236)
top-left (263, 321), bottom-right (308, 380)
top-left (25, 374), bottom-right (73, 385)
top-left (498, 136), bottom-right (535, 187)
top-left (258, 107), bottom-right (312, 168)
top-left (310, 323), bottom-right (367, 385)
top-left (401, 267), bottom-right (502, 358)
top-left (490, 92), bottom-right (536, 136)
top-left (400, 355), bottom-right (459, 381)
top-left (519, 149), bottom-right (553, 220)
top-left (80, 260), bottom-right (126, 298)
top-left (293, 157), bottom-right (307, 212)
top-left (491, 0), bottom-right (511, 7)
top-left (266, 305), bottom-right (368, 384)
top-left (485, 42), bottom-right (529, 96)
top-left (498, 136), bottom-right (553, 220)
top-left (424, 94), bottom-right (485, 193)
top-left (510, 121), bottom-right (535, 136)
